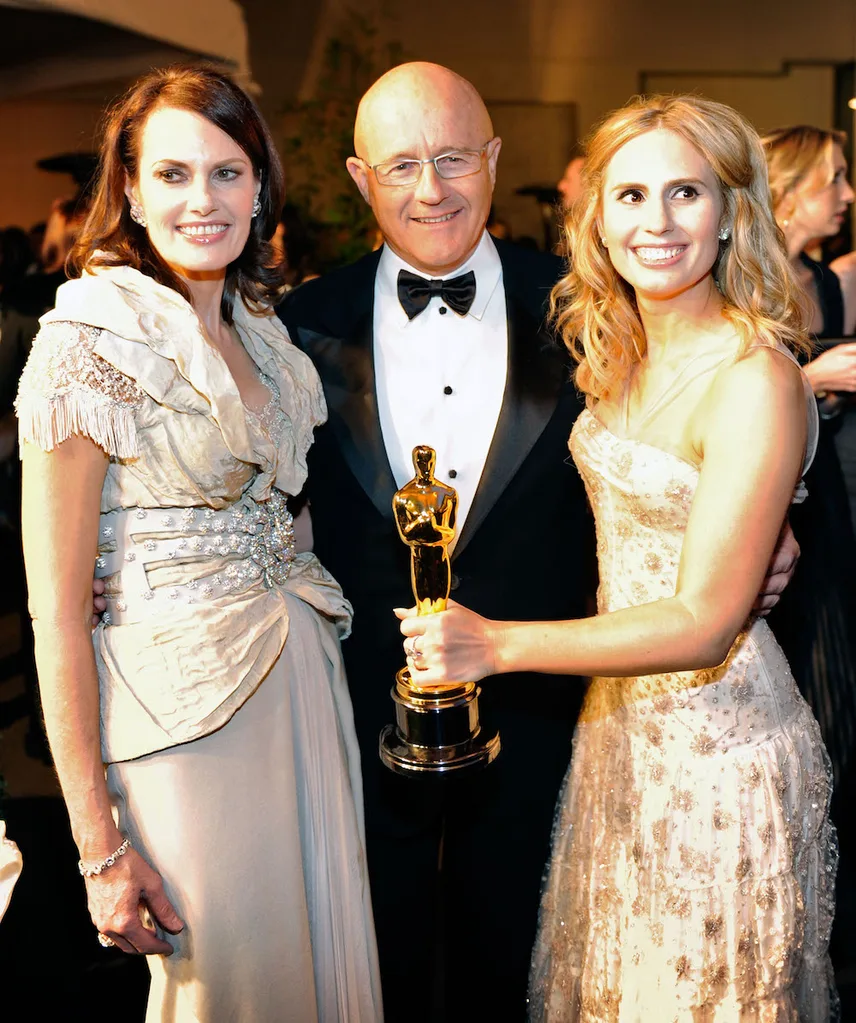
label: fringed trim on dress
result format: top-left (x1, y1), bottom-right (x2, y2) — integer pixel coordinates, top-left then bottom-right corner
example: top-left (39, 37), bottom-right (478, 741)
top-left (16, 389), bottom-right (139, 459)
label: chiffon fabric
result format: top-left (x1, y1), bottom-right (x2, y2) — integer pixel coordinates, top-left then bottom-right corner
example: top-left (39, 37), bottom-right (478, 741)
top-left (529, 349), bottom-right (837, 1022)
top-left (16, 265), bottom-right (382, 1021)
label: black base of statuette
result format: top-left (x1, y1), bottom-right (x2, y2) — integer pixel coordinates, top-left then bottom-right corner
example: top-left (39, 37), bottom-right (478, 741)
top-left (379, 673), bottom-right (501, 776)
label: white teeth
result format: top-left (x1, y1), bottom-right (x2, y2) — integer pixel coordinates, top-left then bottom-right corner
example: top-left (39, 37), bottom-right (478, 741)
top-left (414, 212), bottom-right (457, 223)
top-left (635, 246), bottom-right (684, 262)
top-left (178, 224), bottom-right (227, 237)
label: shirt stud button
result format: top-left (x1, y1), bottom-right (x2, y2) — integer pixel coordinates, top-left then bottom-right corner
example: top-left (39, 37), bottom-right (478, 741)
top-left (448, 469), bottom-right (458, 479)
top-left (443, 385), bottom-right (453, 395)
top-left (439, 306), bottom-right (448, 315)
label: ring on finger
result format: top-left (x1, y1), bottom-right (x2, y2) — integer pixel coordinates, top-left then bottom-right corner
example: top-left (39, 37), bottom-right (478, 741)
top-left (97, 932), bottom-right (116, 948)
top-left (411, 639), bottom-right (426, 667)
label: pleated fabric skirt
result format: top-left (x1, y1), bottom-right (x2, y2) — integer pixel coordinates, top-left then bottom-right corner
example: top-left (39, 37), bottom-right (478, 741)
top-left (107, 593), bottom-right (383, 1023)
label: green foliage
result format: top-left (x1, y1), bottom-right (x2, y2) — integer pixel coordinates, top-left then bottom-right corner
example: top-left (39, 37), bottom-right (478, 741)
top-left (280, 9), bottom-right (403, 270)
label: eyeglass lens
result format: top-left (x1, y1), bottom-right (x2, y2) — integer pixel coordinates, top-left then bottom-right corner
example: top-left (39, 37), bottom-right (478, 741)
top-left (375, 150), bottom-right (483, 186)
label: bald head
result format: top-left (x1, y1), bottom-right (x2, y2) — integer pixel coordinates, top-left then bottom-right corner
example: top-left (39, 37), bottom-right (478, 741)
top-left (354, 62), bottom-right (493, 161)
top-left (346, 62), bottom-right (501, 277)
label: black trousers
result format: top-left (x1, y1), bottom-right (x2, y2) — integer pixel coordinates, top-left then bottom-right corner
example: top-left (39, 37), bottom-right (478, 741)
top-left (361, 690), bottom-right (580, 1023)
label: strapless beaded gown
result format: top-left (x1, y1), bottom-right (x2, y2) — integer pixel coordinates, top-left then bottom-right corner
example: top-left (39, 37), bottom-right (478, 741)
top-left (528, 403), bottom-right (838, 1022)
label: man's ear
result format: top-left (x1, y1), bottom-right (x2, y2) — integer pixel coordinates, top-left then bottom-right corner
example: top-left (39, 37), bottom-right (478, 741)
top-left (486, 137), bottom-right (502, 188)
top-left (346, 157), bottom-right (372, 206)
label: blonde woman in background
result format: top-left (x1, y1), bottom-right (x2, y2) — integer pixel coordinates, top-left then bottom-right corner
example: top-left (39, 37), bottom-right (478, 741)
top-left (762, 127), bottom-right (856, 814)
top-left (399, 95), bottom-right (837, 1020)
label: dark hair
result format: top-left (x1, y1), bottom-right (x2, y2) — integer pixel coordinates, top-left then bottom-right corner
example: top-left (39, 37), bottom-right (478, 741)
top-left (0, 227), bottom-right (33, 285)
top-left (70, 63), bottom-right (285, 323)
top-left (277, 203), bottom-right (318, 287)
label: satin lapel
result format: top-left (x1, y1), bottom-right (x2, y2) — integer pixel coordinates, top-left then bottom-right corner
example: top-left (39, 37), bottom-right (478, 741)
top-left (454, 295), bottom-right (565, 558)
top-left (294, 315), bottom-right (398, 523)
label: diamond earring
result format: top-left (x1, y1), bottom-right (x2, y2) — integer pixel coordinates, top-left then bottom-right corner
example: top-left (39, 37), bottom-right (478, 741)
top-left (600, 236), bottom-right (608, 246)
top-left (129, 204), bottom-right (147, 228)
top-left (718, 227), bottom-right (731, 242)
top-left (252, 196), bottom-right (262, 218)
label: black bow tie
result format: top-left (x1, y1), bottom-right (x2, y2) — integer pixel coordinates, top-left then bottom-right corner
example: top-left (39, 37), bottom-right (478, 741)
top-left (397, 269), bottom-right (476, 320)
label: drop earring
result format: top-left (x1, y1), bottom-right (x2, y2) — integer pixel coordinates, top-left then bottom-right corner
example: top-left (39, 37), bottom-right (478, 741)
top-left (252, 196), bottom-right (262, 218)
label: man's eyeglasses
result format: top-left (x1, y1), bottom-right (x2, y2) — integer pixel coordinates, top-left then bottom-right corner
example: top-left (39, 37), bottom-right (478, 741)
top-left (358, 143), bottom-right (493, 187)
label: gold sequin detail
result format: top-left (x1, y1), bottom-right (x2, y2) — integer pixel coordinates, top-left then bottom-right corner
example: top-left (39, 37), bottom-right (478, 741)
top-left (528, 410), bottom-right (836, 1021)
top-left (690, 730), bottom-right (717, 756)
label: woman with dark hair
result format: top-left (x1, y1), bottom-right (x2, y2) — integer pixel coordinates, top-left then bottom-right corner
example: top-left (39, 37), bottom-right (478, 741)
top-left (15, 64), bottom-right (381, 1022)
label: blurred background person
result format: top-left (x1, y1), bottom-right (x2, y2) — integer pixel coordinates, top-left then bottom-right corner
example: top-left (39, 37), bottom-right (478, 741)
top-left (270, 201), bottom-right (320, 289)
top-left (556, 147), bottom-right (585, 210)
top-left (0, 227), bottom-right (39, 452)
top-left (487, 204), bottom-right (512, 240)
top-left (766, 128), bottom-right (856, 531)
top-left (762, 125), bottom-right (856, 761)
top-left (764, 123), bottom-right (856, 977)
top-left (830, 246), bottom-right (856, 336)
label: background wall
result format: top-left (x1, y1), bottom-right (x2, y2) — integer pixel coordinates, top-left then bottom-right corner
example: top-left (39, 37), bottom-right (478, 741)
top-left (243, 0), bottom-right (856, 242)
top-left (2, 0), bottom-right (855, 245)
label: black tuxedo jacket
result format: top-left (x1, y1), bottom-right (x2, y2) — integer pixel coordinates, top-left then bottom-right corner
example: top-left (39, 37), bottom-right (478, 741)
top-left (278, 238), bottom-right (594, 784)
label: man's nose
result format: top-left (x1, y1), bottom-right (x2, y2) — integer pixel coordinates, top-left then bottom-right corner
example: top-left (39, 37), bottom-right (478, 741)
top-left (413, 161), bottom-right (448, 203)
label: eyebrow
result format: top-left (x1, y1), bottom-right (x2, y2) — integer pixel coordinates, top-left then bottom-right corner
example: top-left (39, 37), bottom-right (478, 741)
top-left (150, 157), bottom-right (250, 170)
top-left (374, 145), bottom-right (474, 163)
top-left (610, 177), bottom-right (707, 194)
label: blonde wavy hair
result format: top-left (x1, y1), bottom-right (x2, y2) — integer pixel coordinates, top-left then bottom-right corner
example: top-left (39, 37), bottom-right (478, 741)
top-left (553, 95), bottom-right (810, 402)
top-left (761, 124), bottom-right (848, 215)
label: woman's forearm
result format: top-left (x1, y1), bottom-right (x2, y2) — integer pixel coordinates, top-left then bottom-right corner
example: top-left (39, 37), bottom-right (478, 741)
top-left (32, 617), bottom-right (123, 860)
top-left (493, 596), bottom-right (731, 679)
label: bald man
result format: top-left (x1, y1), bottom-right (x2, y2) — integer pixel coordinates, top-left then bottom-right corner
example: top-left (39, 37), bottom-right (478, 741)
top-left (278, 62), bottom-right (590, 1021)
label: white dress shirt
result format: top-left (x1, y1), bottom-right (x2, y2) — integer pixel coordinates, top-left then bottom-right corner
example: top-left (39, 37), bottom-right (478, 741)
top-left (374, 231), bottom-right (508, 545)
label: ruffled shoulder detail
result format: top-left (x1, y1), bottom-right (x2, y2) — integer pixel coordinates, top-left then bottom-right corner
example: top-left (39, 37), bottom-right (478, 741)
top-left (15, 321), bottom-right (142, 458)
top-left (42, 267), bottom-right (256, 467)
top-left (37, 266), bottom-right (328, 498)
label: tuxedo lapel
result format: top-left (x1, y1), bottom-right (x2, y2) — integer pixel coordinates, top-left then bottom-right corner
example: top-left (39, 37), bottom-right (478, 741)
top-left (290, 255), bottom-right (398, 521)
top-left (454, 294), bottom-right (565, 557)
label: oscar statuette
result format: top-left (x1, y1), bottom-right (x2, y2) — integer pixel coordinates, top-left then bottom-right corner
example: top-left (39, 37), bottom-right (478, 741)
top-left (379, 445), bottom-right (501, 775)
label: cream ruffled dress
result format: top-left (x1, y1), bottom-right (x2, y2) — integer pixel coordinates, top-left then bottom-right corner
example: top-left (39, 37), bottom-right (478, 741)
top-left (16, 264), bottom-right (383, 1022)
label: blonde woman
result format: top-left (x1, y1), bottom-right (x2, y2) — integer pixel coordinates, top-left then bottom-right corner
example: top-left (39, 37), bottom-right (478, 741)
top-left (762, 127), bottom-right (856, 799)
top-left (398, 96), bottom-right (836, 1020)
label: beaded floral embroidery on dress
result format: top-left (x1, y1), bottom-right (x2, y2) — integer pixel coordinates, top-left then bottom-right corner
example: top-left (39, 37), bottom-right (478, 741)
top-left (528, 410), bottom-right (838, 1023)
top-left (244, 373), bottom-right (297, 587)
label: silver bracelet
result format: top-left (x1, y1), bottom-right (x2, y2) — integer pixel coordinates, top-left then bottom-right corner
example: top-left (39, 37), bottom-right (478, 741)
top-left (78, 837), bottom-right (131, 877)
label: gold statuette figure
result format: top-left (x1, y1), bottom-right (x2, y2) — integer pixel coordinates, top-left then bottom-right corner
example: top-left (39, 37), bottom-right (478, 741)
top-left (379, 445), bottom-right (501, 775)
